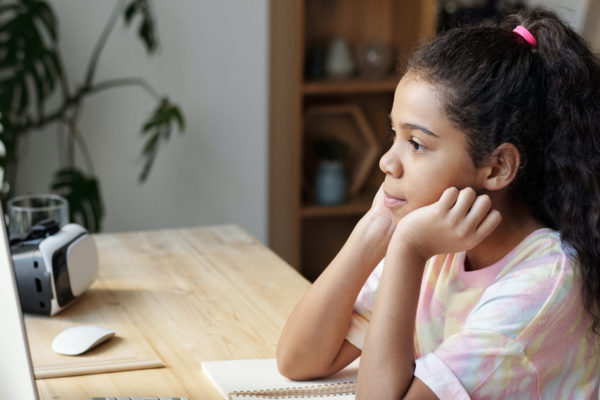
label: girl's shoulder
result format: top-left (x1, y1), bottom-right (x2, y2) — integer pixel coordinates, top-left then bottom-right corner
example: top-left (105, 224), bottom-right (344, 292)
top-left (471, 227), bottom-right (577, 302)
top-left (424, 228), bottom-right (566, 290)
top-left (495, 227), bottom-right (575, 283)
top-left (465, 228), bottom-right (587, 340)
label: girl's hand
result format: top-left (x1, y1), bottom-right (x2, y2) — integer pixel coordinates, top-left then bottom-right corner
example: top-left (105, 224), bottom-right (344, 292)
top-left (392, 187), bottom-right (502, 262)
top-left (361, 184), bottom-right (396, 239)
top-left (367, 184), bottom-right (394, 223)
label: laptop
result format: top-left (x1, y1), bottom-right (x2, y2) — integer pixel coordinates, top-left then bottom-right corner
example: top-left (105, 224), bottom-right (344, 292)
top-left (0, 202), bottom-right (188, 400)
top-left (0, 203), bottom-right (39, 399)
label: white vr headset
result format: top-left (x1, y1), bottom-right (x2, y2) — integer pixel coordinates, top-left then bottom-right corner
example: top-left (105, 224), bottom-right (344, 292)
top-left (10, 220), bottom-right (98, 316)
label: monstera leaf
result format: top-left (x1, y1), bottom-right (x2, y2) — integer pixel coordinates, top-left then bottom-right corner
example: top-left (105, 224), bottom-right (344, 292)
top-left (51, 168), bottom-right (104, 233)
top-left (0, 0), bottom-right (61, 120)
top-left (124, 0), bottom-right (157, 53)
top-left (0, 117), bottom-right (17, 172)
top-left (139, 97), bottom-right (185, 182)
top-left (0, 0), bottom-right (61, 194)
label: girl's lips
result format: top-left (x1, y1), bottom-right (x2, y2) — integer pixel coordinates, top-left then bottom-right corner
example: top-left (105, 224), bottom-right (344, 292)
top-left (383, 192), bottom-right (406, 208)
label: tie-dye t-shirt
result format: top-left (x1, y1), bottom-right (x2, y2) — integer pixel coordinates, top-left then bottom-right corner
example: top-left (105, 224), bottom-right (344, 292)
top-left (346, 228), bottom-right (600, 399)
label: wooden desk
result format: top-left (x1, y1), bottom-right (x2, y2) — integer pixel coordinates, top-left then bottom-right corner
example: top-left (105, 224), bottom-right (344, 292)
top-left (26, 225), bottom-right (310, 399)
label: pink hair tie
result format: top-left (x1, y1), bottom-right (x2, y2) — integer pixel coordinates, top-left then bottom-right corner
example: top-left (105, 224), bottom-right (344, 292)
top-left (513, 25), bottom-right (537, 47)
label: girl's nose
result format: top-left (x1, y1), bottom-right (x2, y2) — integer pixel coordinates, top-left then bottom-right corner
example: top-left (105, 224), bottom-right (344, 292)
top-left (379, 146), bottom-right (402, 178)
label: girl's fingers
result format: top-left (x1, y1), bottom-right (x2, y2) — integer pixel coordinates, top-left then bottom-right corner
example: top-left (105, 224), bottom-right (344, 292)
top-left (455, 190), bottom-right (500, 244)
top-left (438, 187), bottom-right (460, 210)
top-left (452, 187), bottom-right (477, 217)
top-left (476, 209), bottom-right (502, 238)
top-left (467, 194), bottom-right (501, 240)
top-left (465, 193), bottom-right (493, 227)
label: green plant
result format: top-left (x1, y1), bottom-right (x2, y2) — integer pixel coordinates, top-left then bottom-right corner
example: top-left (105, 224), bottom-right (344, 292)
top-left (0, 0), bottom-right (185, 231)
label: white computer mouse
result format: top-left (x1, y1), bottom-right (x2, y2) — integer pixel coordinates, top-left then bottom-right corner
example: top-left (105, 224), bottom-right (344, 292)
top-left (51, 325), bottom-right (115, 356)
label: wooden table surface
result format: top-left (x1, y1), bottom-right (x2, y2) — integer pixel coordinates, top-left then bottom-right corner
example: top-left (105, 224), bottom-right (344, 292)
top-left (27, 225), bottom-right (310, 399)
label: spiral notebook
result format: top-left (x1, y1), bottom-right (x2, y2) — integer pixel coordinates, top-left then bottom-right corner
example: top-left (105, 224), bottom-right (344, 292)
top-left (201, 358), bottom-right (358, 399)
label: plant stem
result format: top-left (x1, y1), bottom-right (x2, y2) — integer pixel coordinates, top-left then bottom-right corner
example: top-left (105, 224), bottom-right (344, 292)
top-left (90, 77), bottom-right (162, 100)
top-left (55, 49), bottom-right (72, 105)
top-left (27, 75), bottom-right (163, 173)
top-left (30, 99), bottom-right (75, 130)
top-left (65, 118), bottom-right (95, 175)
top-left (54, 49), bottom-right (75, 165)
top-left (24, 76), bottom-right (162, 132)
top-left (83, 0), bottom-right (127, 87)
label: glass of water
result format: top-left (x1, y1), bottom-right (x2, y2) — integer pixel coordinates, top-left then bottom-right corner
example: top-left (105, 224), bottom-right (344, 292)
top-left (7, 194), bottom-right (69, 237)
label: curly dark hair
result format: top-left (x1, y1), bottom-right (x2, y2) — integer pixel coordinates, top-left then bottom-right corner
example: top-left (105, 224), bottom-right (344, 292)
top-left (407, 8), bottom-right (600, 334)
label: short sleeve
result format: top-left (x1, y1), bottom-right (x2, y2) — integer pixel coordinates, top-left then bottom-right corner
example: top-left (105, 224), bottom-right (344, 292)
top-left (414, 353), bottom-right (470, 400)
top-left (423, 329), bottom-right (539, 399)
top-left (415, 265), bottom-right (549, 398)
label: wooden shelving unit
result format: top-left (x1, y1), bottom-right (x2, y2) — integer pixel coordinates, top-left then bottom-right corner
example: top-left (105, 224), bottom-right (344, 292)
top-left (301, 192), bottom-right (373, 218)
top-left (303, 78), bottom-right (399, 95)
top-left (269, 0), bottom-right (438, 280)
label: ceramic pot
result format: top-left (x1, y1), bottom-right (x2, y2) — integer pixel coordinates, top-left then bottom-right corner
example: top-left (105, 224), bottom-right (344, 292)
top-left (315, 160), bottom-right (347, 205)
top-left (356, 41), bottom-right (392, 78)
top-left (325, 38), bottom-right (354, 79)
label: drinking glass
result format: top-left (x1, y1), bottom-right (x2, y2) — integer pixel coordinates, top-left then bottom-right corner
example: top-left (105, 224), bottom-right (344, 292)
top-left (7, 194), bottom-right (69, 237)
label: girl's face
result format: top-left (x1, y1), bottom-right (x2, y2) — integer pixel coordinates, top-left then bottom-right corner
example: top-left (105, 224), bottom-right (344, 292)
top-left (381, 72), bottom-right (488, 225)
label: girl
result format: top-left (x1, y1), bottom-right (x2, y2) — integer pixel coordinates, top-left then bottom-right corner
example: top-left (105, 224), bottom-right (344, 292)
top-left (277, 8), bottom-right (600, 399)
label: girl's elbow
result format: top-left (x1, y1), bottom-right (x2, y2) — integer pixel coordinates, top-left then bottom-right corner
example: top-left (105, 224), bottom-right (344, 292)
top-left (276, 350), bottom-right (300, 379)
top-left (276, 347), bottom-right (328, 380)
top-left (276, 354), bottom-right (313, 380)
top-left (276, 344), bottom-right (305, 379)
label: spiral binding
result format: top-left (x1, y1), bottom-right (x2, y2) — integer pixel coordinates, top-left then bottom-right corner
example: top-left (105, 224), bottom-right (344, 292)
top-left (228, 381), bottom-right (356, 399)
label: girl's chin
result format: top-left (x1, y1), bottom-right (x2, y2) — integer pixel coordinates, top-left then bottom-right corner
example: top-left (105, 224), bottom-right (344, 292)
top-left (389, 205), bottom-right (417, 226)
top-left (390, 212), bottom-right (405, 227)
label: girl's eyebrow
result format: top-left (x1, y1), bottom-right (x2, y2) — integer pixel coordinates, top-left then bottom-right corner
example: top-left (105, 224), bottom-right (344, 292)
top-left (388, 114), bottom-right (439, 137)
top-left (401, 122), bottom-right (439, 138)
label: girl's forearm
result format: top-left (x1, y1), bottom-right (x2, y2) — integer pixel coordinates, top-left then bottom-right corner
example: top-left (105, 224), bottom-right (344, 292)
top-left (356, 188), bottom-right (499, 398)
top-left (276, 211), bottom-right (394, 379)
top-left (357, 242), bottom-right (426, 399)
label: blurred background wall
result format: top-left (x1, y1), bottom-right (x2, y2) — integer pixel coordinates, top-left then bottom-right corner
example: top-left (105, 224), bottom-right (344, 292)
top-left (14, 0), bottom-right (598, 247)
top-left (15, 1), bottom-right (270, 242)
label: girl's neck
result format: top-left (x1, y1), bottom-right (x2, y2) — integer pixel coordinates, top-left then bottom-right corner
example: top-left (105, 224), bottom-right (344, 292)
top-left (465, 194), bottom-right (546, 271)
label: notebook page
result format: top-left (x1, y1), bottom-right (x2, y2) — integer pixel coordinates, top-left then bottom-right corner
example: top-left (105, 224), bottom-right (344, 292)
top-left (201, 358), bottom-right (358, 399)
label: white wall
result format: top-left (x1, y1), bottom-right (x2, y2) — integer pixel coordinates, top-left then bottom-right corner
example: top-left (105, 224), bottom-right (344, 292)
top-left (582, 0), bottom-right (600, 51)
top-left (526, 0), bottom-right (590, 30)
top-left (16, 1), bottom-right (269, 243)
top-left (447, 0), bottom-right (591, 31)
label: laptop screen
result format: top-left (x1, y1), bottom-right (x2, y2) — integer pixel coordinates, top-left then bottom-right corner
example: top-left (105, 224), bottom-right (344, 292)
top-left (0, 205), bottom-right (39, 399)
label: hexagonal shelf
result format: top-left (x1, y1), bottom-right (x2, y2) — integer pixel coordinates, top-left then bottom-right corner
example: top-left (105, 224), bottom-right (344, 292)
top-left (304, 104), bottom-right (379, 198)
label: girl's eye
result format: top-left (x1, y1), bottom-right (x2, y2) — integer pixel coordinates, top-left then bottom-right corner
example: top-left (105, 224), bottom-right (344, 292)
top-left (408, 139), bottom-right (426, 152)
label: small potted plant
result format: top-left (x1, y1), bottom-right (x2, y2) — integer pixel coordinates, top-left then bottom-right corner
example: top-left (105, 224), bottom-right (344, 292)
top-left (313, 137), bottom-right (349, 205)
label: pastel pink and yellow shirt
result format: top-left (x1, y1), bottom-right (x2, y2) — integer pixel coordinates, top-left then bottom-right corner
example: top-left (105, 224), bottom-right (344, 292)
top-left (347, 228), bottom-right (600, 399)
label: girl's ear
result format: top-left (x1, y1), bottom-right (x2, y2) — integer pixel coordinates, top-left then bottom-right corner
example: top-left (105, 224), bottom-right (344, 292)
top-left (481, 143), bottom-right (521, 191)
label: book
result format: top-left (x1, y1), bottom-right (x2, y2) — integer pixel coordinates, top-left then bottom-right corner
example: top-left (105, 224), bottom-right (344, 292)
top-left (201, 358), bottom-right (358, 399)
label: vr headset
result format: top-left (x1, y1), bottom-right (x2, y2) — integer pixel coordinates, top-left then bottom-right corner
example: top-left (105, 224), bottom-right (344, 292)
top-left (9, 219), bottom-right (98, 316)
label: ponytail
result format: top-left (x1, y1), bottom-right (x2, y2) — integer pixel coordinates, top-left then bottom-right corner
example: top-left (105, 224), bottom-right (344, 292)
top-left (508, 10), bottom-right (600, 333)
top-left (409, 8), bottom-right (600, 333)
